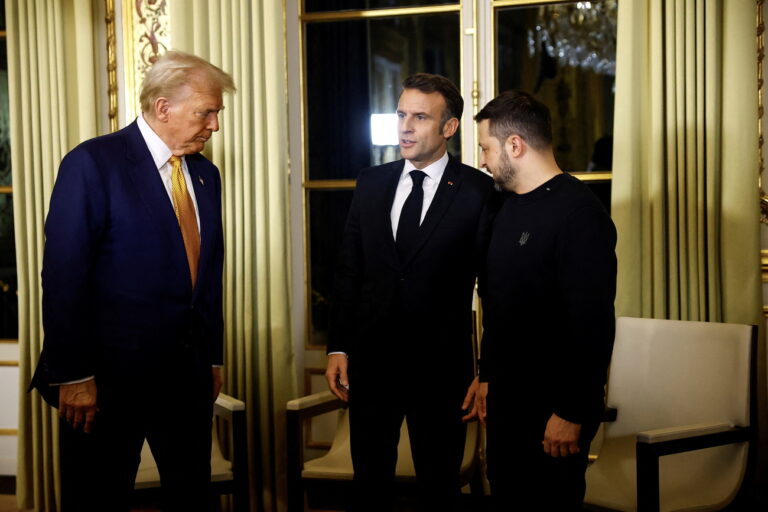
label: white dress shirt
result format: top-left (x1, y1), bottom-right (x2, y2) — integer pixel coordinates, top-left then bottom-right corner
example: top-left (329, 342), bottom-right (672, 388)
top-left (389, 151), bottom-right (449, 239)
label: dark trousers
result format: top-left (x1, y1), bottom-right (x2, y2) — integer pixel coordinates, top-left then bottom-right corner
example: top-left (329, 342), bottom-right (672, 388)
top-left (59, 350), bottom-right (214, 512)
top-left (485, 391), bottom-right (598, 512)
top-left (347, 382), bottom-right (467, 512)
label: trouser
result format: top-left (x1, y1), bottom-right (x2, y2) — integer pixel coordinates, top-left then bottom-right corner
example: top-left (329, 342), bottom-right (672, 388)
top-left (485, 389), bottom-right (598, 511)
top-left (59, 348), bottom-right (214, 512)
top-left (347, 381), bottom-right (468, 512)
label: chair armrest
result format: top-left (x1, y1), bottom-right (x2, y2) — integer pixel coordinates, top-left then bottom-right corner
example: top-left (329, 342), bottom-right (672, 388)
top-left (286, 391), bottom-right (345, 512)
top-left (286, 390), bottom-right (345, 420)
top-left (637, 422), bottom-right (735, 444)
top-left (215, 393), bottom-right (245, 420)
top-left (636, 423), bottom-right (752, 512)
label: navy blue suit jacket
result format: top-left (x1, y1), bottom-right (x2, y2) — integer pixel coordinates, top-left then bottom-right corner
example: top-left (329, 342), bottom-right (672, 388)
top-left (32, 121), bottom-right (224, 400)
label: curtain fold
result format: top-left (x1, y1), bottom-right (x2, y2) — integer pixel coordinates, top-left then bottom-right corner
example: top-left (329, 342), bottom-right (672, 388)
top-left (7, 0), bottom-right (101, 510)
top-left (612, 0), bottom-right (765, 482)
top-left (169, 2), bottom-right (295, 511)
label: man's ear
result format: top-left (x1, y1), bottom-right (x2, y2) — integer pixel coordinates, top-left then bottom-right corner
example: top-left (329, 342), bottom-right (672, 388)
top-left (154, 97), bottom-right (171, 122)
top-left (442, 117), bottom-right (459, 140)
top-left (505, 134), bottom-right (524, 158)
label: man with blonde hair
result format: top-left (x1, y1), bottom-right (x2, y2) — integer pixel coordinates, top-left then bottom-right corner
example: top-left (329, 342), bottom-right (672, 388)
top-left (31, 50), bottom-right (235, 511)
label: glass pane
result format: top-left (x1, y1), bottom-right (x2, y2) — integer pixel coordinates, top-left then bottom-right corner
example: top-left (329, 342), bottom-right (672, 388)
top-left (0, 194), bottom-right (16, 338)
top-left (496, 1), bottom-right (617, 174)
top-left (584, 180), bottom-right (611, 213)
top-left (308, 189), bottom-right (355, 347)
top-left (305, 0), bottom-right (457, 14)
top-left (0, 41), bottom-right (10, 188)
top-left (306, 12), bottom-right (461, 180)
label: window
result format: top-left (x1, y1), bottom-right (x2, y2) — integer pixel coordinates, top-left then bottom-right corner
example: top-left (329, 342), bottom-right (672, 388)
top-left (0, 0), bottom-right (17, 341)
top-left (289, 0), bottom-right (617, 374)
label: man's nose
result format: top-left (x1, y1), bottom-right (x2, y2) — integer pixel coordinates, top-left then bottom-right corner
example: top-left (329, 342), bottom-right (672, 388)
top-left (399, 117), bottom-right (413, 133)
top-left (207, 113), bottom-right (220, 132)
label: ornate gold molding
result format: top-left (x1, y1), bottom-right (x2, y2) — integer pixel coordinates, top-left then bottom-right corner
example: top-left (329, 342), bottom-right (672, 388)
top-left (106, 0), bottom-right (118, 132)
top-left (121, 0), bottom-right (170, 122)
top-left (759, 0), bottom-right (767, 223)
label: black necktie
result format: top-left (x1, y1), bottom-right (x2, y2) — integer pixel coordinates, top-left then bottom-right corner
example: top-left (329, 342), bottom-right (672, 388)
top-left (396, 170), bottom-right (427, 261)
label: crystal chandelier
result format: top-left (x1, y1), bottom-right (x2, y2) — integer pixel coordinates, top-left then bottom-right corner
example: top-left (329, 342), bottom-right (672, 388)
top-left (528, 0), bottom-right (618, 76)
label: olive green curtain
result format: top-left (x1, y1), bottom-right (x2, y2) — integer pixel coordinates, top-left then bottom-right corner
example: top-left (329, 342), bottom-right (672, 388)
top-left (611, 0), bottom-right (765, 480)
top-left (169, 2), bottom-right (295, 511)
top-left (7, 0), bottom-right (102, 510)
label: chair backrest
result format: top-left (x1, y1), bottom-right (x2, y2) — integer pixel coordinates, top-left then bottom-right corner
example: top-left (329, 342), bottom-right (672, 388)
top-left (605, 317), bottom-right (753, 439)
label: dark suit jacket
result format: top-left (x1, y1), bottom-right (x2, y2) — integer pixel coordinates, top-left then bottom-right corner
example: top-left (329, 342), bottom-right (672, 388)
top-left (329, 155), bottom-right (494, 392)
top-left (31, 121), bottom-right (224, 405)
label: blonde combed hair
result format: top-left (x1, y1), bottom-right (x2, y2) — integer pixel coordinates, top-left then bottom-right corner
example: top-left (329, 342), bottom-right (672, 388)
top-left (139, 50), bottom-right (236, 114)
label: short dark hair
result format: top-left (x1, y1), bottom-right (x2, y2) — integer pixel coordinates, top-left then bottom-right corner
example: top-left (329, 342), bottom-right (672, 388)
top-left (401, 73), bottom-right (463, 126)
top-left (474, 90), bottom-right (552, 151)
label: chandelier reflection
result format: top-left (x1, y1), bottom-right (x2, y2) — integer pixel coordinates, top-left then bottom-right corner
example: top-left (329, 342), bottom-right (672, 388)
top-left (528, 0), bottom-right (618, 76)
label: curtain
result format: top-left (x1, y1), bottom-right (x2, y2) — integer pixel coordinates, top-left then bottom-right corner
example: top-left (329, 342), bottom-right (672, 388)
top-left (611, 0), bottom-right (765, 481)
top-left (7, 0), bottom-right (101, 510)
top-left (168, 2), bottom-right (295, 511)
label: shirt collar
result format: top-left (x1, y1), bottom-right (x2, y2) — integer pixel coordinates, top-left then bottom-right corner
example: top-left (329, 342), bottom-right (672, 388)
top-left (403, 151), bottom-right (449, 182)
top-left (136, 113), bottom-right (175, 170)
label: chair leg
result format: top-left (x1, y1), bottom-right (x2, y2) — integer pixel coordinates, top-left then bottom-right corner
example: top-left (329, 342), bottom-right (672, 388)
top-left (636, 442), bottom-right (660, 512)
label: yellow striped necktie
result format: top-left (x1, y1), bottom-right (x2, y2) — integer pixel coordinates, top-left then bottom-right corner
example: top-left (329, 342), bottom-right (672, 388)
top-left (168, 156), bottom-right (200, 287)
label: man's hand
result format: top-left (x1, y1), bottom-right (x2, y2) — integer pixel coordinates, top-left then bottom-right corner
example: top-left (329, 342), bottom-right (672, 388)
top-left (461, 376), bottom-right (488, 425)
top-left (212, 367), bottom-right (223, 401)
top-left (542, 413), bottom-right (581, 457)
top-left (59, 380), bottom-right (98, 434)
top-left (325, 354), bottom-right (350, 402)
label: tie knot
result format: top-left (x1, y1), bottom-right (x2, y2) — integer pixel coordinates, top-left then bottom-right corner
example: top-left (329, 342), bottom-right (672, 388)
top-left (409, 170), bottom-right (427, 187)
top-left (168, 156), bottom-right (182, 170)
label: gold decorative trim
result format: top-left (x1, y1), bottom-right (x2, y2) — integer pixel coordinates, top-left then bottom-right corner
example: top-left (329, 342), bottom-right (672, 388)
top-left (121, 0), bottom-right (170, 122)
top-left (572, 171), bottom-right (612, 182)
top-left (493, 0), bottom-right (566, 6)
top-left (301, 5), bottom-right (460, 23)
top-left (303, 180), bottom-right (356, 190)
top-left (0, 429), bottom-right (18, 436)
top-left (759, 0), bottom-right (767, 223)
top-left (0, 339), bottom-right (17, 344)
top-left (0, 361), bottom-right (19, 367)
top-left (0, 30), bottom-right (6, 39)
top-left (106, 0), bottom-right (118, 132)
top-left (762, 249), bottom-right (768, 282)
top-left (763, 305), bottom-right (768, 318)
top-left (0, 186), bottom-right (12, 194)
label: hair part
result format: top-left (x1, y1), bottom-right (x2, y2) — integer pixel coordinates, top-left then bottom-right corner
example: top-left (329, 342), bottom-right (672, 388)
top-left (140, 50), bottom-right (236, 114)
top-left (401, 73), bottom-right (463, 127)
top-left (474, 90), bottom-right (552, 151)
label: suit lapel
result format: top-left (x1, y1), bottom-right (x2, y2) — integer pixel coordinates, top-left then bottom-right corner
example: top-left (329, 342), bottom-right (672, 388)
top-left (187, 157), bottom-right (213, 295)
top-left (399, 156), bottom-right (463, 268)
top-left (123, 122), bottom-right (192, 290)
top-left (378, 162), bottom-right (403, 270)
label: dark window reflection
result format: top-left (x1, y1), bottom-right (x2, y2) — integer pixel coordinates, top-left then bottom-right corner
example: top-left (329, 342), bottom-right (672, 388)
top-left (309, 190), bottom-right (354, 346)
top-left (496, 2), bottom-right (617, 178)
top-left (583, 181), bottom-right (611, 213)
top-left (305, 0), bottom-right (457, 14)
top-left (306, 12), bottom-right (460, 181)
top-left (0, 13), bottom-right (15, 338)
